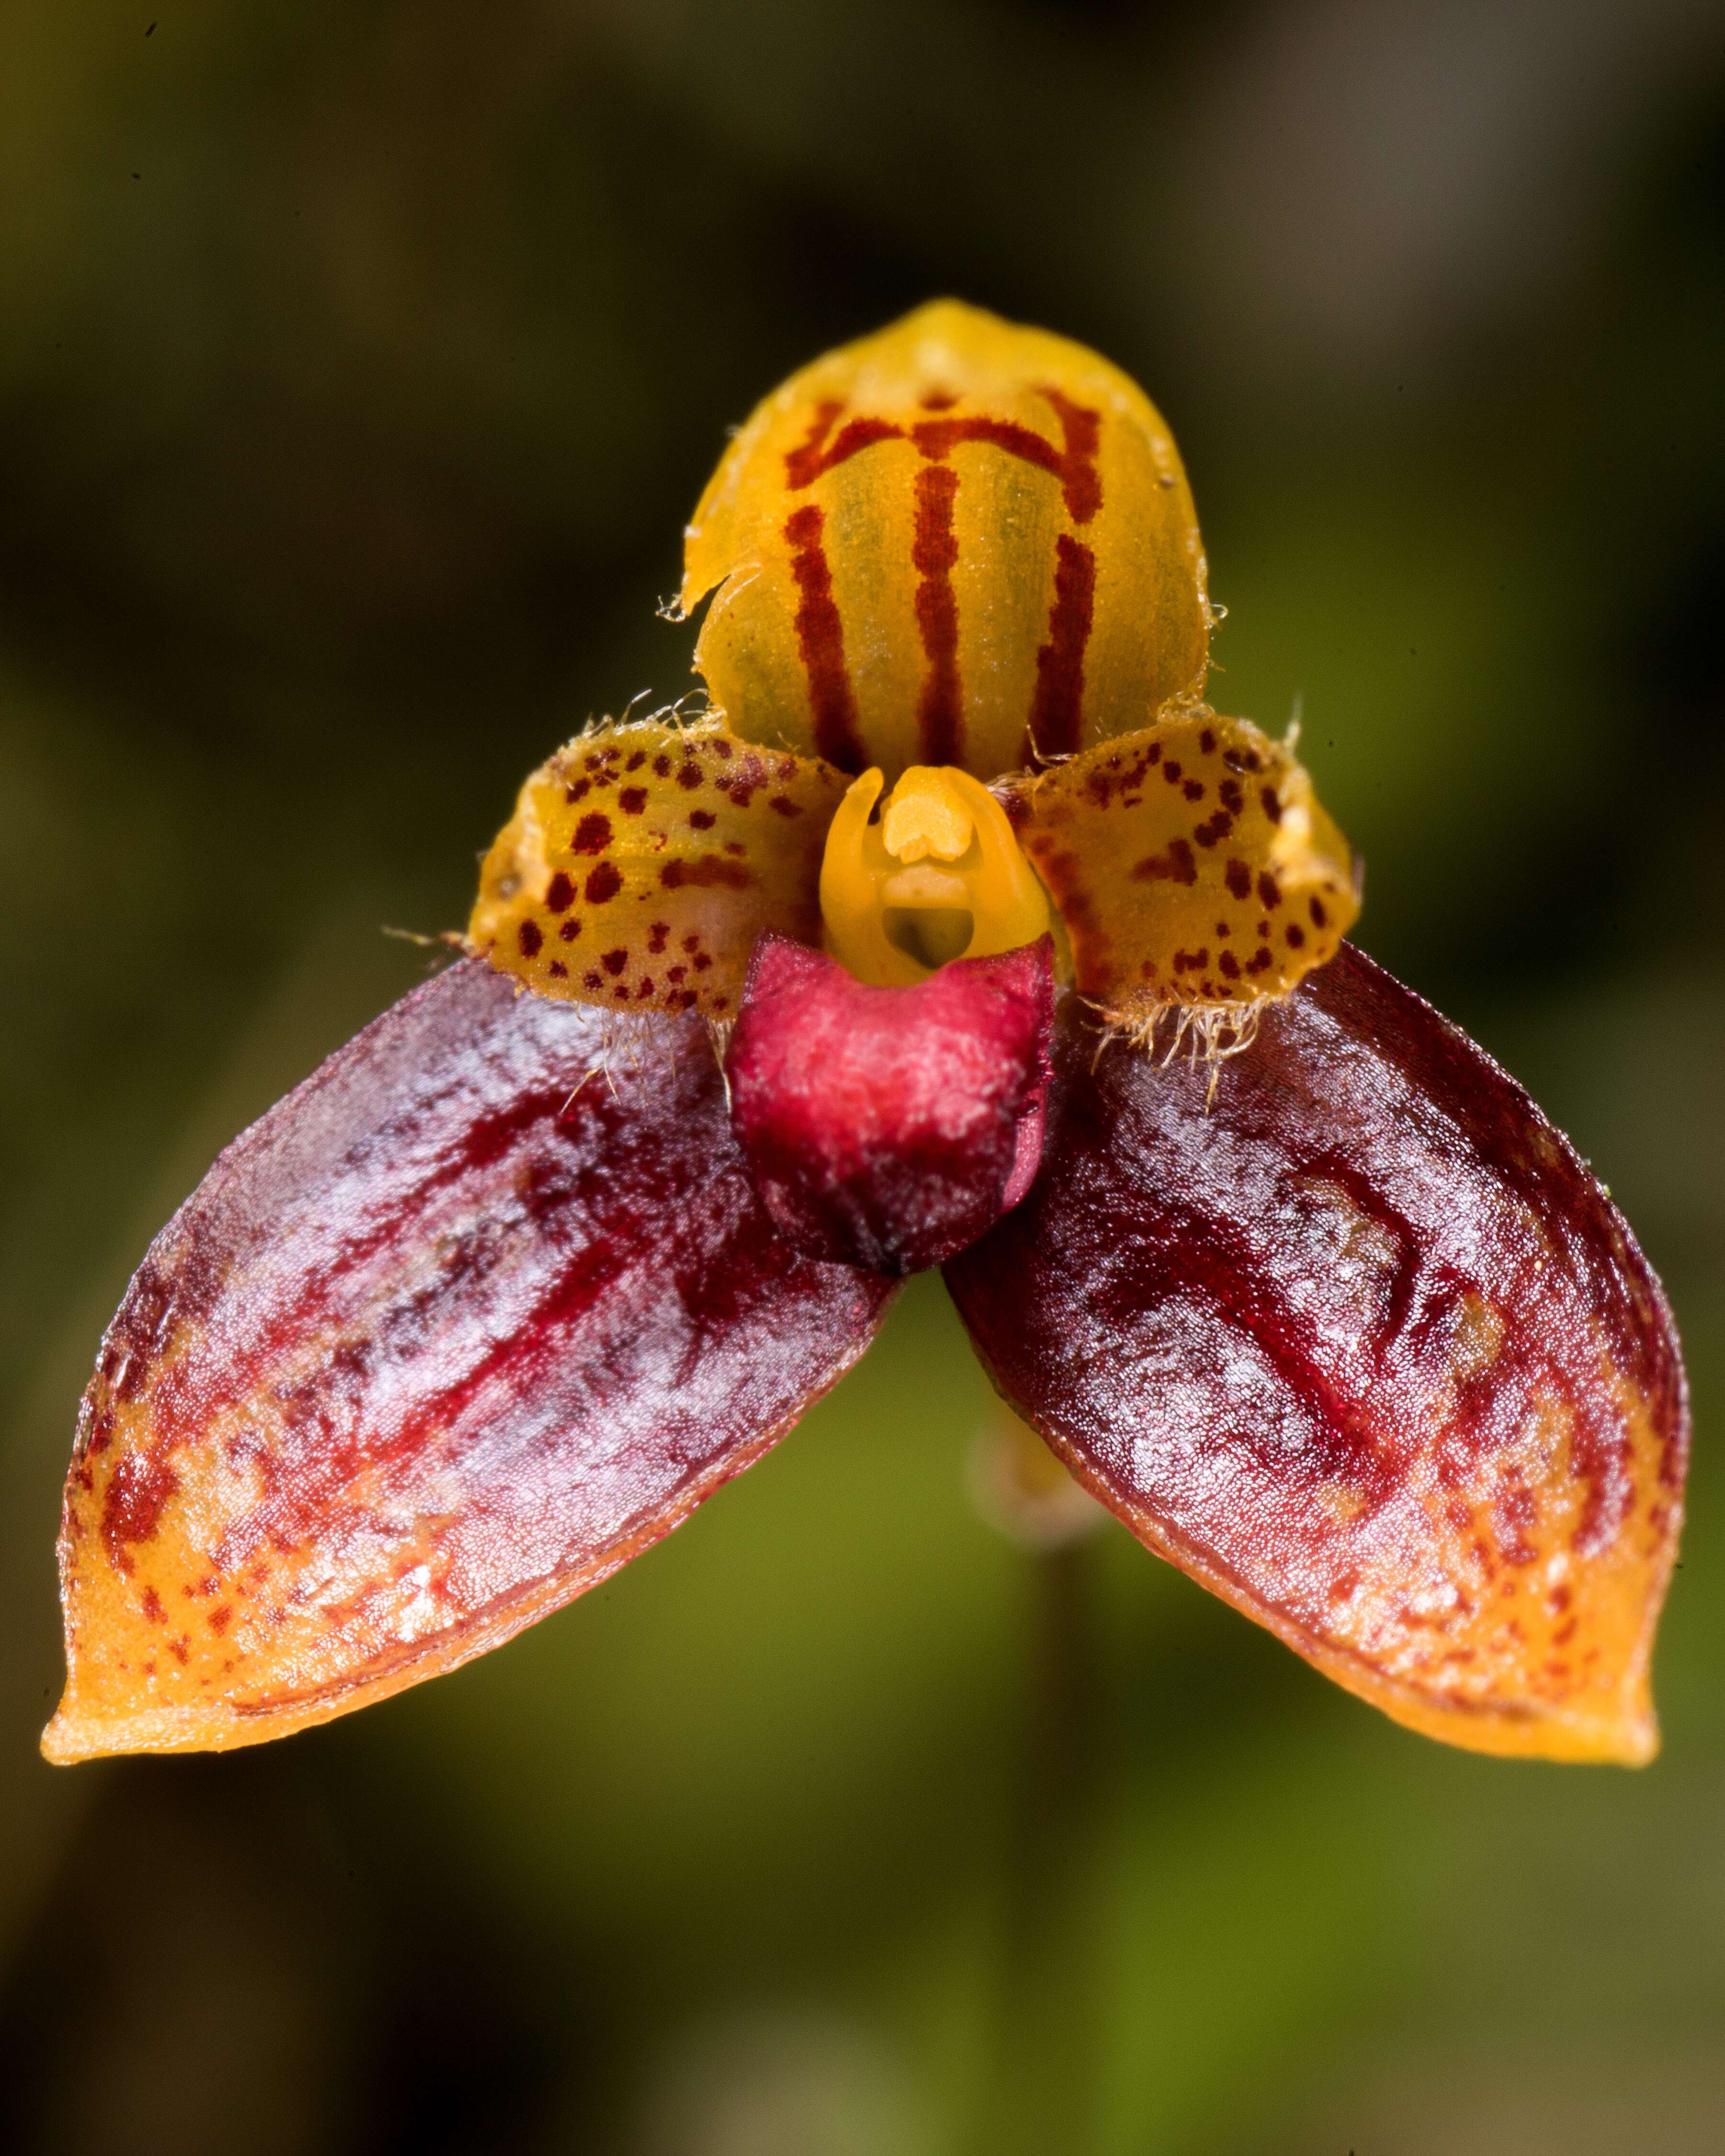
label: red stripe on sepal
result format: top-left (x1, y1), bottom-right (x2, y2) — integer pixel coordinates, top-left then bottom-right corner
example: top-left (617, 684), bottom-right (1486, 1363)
top-left (46, 960), bottom-right (894, 1760)
top-left (945, 944), bottom-right (1687, 1763)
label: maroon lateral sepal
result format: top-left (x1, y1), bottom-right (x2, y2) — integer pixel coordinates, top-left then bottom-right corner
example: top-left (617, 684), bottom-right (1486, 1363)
top-left (944, 944), bottom-right (1688, 1763)
top-left (44, 959), bottom-right (896, 1762)
top-left (725, 934), bottom-right (1056, 1275)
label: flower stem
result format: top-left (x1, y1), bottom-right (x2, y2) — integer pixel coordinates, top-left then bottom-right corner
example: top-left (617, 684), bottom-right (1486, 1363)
top-left (981, 1538), bottom-right (1103, 2156)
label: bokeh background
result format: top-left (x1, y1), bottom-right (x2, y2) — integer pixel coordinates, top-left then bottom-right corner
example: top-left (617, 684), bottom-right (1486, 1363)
top-left (2, 2), bottom-right (1723, 2150)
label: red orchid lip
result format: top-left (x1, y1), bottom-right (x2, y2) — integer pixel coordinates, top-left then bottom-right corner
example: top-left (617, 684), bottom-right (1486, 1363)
top-left (724, 932), bottom-right (1056, 1275)
top-left (43, 941), bottom-right (1686, 1766)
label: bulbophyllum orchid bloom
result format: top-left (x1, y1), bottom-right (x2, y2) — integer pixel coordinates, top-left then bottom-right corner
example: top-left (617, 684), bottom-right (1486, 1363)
top-left (45, 304), bottom-right (1687, 1771)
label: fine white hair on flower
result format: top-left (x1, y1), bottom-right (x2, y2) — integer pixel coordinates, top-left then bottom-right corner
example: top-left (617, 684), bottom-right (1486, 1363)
top-left (1090, 994), bottom-right (1268, 1066)
top-left (1088, 993), bottom-right (1271, 1107)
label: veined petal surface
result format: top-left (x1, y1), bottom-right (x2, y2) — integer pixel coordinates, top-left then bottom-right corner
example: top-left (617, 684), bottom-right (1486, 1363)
top-left (46, 960), bottom-right (894, 1762)
top-left (681, 300), bottom-right (1210, 784)
top-left (470, 716), bottom-right (846, 1020)
top-left (945, 947), bottom-right (1687, 1763)
top-left (999, 710), bottom-right (1358, 1018)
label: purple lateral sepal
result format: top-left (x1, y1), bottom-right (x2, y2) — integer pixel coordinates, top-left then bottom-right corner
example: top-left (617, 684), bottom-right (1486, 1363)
top-left (945, 944), bottom-right (1687, 1763)
top-left (45, 959), bottom-right (895, 1761)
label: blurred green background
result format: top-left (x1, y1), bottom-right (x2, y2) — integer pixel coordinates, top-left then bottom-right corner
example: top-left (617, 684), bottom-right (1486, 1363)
top-left (2, 2), bottom-right (1722, 2150)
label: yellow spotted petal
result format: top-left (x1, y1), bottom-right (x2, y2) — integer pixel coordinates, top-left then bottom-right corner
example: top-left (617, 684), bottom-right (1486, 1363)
top-left (469, 718), bottom-right (846, 1019)
top-left (1000, 710), bottom-right (1359, 1020)
top-left (682, 299), bottom-right (1209, 786)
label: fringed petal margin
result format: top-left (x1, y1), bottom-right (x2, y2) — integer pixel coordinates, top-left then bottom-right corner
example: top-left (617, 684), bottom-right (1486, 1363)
top-left (45, 960), bottom-right (895, 1763)
top-left (469, 714), bottom-right (847, 1021)
top-left (999, 709), bottom-right (1358, 1023)
top-left (944, 945), bottom-right (1687, 1764)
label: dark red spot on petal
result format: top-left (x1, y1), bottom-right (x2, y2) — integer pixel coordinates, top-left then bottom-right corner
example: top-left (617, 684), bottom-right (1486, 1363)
top-left (101, 1451), bottom-right (179, 1575)
top-left (661, 856), bottom-right (754, 892)
top-left (1133, 839), bottom-right (1197, 886)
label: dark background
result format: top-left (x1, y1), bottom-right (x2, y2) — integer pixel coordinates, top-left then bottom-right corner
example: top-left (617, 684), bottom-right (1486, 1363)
top-left (1, 3), bottom-right (1722, 2150)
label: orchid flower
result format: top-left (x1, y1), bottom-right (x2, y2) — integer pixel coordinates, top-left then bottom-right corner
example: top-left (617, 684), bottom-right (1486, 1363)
top-left (45, 303), bottom-right (1687, 1770)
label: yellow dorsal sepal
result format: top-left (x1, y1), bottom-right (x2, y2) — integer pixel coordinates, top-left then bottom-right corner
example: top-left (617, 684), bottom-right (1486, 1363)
top-left (681, 300), bottom-right (1210, 784)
